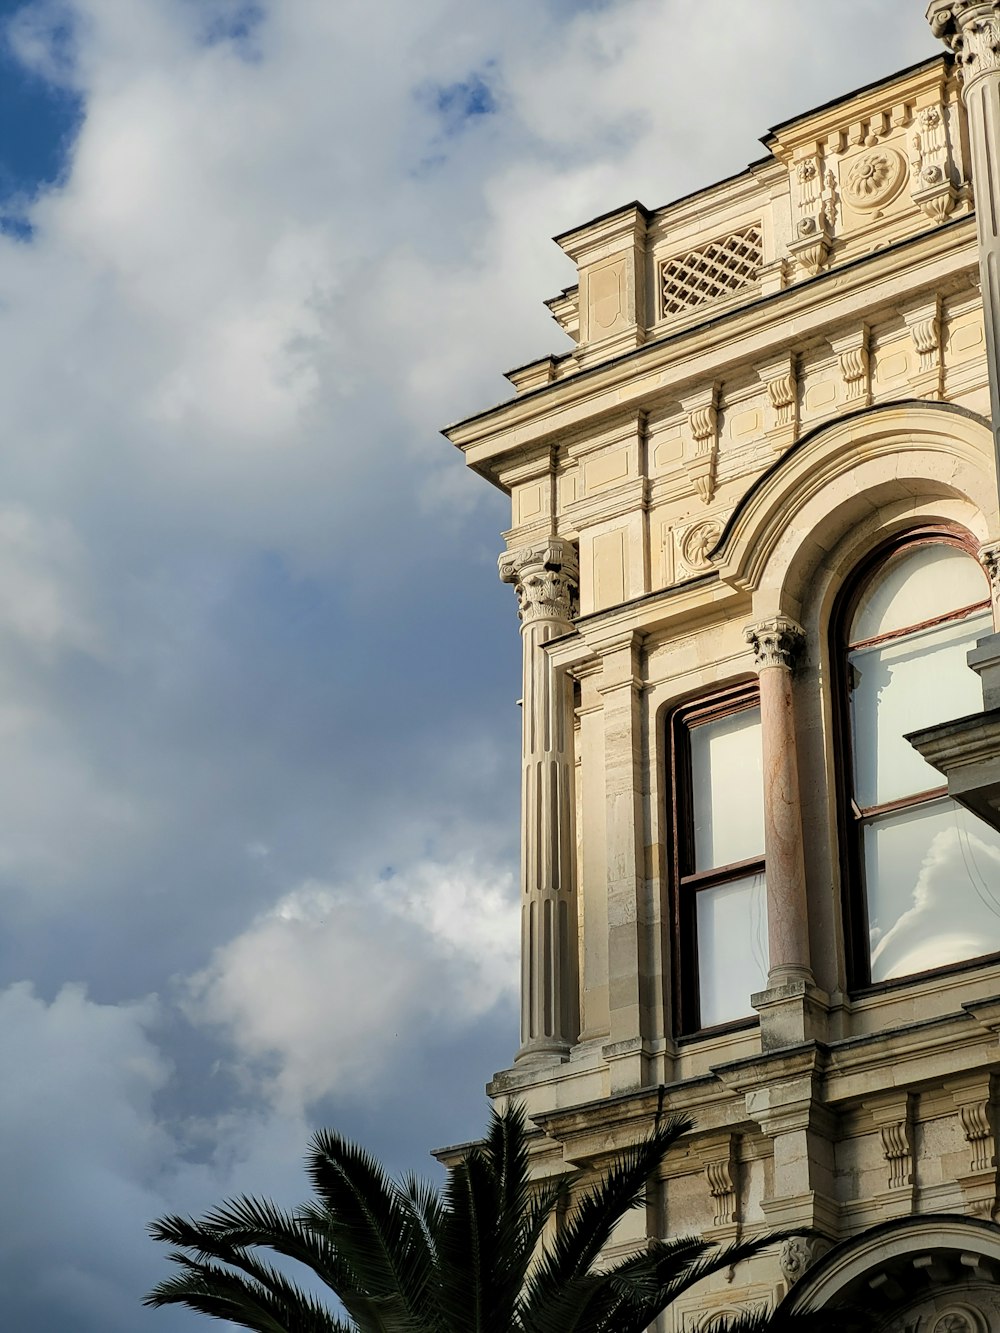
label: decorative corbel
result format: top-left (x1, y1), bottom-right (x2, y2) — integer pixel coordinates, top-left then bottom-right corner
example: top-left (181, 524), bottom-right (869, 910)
top-left (757, 352), bottom-right (799, 453)
top-left (903, 295), bottom-right (944, 398)
top-left (952, 1075), bottom-right (998, 1220)
top-left (868, 1096), bottom-right (915, 1201)
top-left (910, 102), bottom-right (958, 223)
top-left (780, 1235), bottom-right (831, 1288)
top-left (682, 384), bottom-right (720, 504)
top-left (788, 149), bottom-right (834, 276)
top-left (700, 1135), bottom-right (738, 1229)
top-left (880, 1119), bottom-right (914, 1191)
top-left (829, 325), bottom-right (872, 407)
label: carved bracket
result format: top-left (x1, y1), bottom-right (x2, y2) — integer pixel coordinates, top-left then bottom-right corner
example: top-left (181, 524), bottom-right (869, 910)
top-left (880, 1119), bottom-right (914, 1191)
top-left (960, 1100), bottom-right (995, 1174)
top-left (701, 1136), bottom-right (738, 1229)
top-left (780, 1235), bottom-right (831, 1287)
top-left (952, 1076), bottom-right (998, 1219)
top-left (910, 102), bottom-right (958, 222)
top-left (829, 326), bottom-right (872, 407)
top-left (868, 1096), bottom-right (915, 1196)
top-left (904, 295), bottom-right (944, 398)
top-left (758, 352), bottom-right (799, 453)
top-left (682, 385), bottom-right (720, 504)
top-left (788, 150), bottom-right (835, 275)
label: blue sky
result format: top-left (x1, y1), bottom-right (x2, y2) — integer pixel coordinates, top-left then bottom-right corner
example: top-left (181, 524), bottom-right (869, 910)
top-left (0, 2), bottom-right (938, 1329)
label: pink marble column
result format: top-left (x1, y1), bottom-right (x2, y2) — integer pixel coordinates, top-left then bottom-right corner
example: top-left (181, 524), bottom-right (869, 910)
top-left (744, 616), bottom-right (814, 988)
top-left (499, 538), bottom-right (580, 1062)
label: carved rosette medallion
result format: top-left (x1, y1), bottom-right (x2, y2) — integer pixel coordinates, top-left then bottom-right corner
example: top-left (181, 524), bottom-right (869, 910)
top-left (928, 2), bottom-right (1000, 88)
top-left (933, 1311), bottom-right (979, 1333)
top-left (498, 539), bottom-right (579, 626)
top-left (679, 520), bottom-right (723, 572)
top-left (745, 616), bottom-right (806, 672)
top-left (843, 147), bottom-right (907, 211)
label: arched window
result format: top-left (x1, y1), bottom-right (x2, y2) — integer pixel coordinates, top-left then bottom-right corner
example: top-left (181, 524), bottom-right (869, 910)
top-left (837, 531), bottom-right (1000, 986)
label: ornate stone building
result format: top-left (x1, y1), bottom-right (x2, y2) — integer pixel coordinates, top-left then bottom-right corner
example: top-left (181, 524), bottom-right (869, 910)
top-left (444, 5), bottom-right (1000, 1328)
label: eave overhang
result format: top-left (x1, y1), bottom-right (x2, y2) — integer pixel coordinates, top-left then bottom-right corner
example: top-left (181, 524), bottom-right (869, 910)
top-left (443, 214), bottom-right (978, 494)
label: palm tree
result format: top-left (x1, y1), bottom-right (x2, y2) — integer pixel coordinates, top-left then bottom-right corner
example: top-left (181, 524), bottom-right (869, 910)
top-left (145, 1102), bottom-right (838, 1333)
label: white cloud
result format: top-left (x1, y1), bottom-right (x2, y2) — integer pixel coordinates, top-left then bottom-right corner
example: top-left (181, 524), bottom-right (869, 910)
top-left (0, 3), bottom-right (947, 1330)
top-left (186, 857), bottom-right (519, 1110)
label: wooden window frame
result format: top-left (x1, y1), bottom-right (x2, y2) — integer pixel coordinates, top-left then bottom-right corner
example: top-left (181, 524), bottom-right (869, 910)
top-left (667, 680), bottom-right (764, 1037)
top-left (830, 524), bottom-right (993, 991)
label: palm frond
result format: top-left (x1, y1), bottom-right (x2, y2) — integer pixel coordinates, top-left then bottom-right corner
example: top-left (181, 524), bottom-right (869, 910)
top-left (306, 1127), bottom-right (437, 1327)
top-left (144, 1252), bottom-right (350, 1333)
top-left (524, 1112), bottom-right (693, 1314)
top-left (150, 1198), bottom-right (350, 1294)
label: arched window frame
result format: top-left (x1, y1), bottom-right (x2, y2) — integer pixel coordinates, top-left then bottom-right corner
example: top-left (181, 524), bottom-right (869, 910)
top-left (831, 523), bottom-right (994, 991)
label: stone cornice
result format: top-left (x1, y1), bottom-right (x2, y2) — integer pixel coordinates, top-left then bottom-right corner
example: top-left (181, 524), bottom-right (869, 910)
top-left (445, 218), bottom-right (977, 487)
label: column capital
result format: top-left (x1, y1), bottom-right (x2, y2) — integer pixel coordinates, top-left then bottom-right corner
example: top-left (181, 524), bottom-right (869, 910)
top-left (499, 538), bottom-right (579, 626)
top-left (980, 539), bottom-right (1000, 588)
top-left (927, 2), bottom-right (1000, 89)
top-left (744, 616), bottom-right (806, 673)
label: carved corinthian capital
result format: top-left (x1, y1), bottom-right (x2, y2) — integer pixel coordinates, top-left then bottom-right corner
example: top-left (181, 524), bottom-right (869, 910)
top-left (928, 2), bottom-right (1000, 88)
top-left (745, 616), bottom-right (806, 672)
top-left (498, 538), bottom-right (579, 626)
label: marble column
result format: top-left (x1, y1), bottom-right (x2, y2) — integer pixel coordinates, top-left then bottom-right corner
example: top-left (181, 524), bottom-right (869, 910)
top-left (744, 616), bottom-right (814, 988)
top-left (928, 1), bottom-right (1000, 482)
top-left (499, 538), bottom-right (580, 1062)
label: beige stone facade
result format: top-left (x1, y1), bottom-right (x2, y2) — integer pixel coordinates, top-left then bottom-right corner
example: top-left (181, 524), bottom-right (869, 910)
top-left (446, 8), bottom-right (1000, 1326)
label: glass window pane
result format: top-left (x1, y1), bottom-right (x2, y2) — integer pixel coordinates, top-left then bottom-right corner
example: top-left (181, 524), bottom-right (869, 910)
top-left (696, 874), bottom-right (769, 1027)
top-left (850, 611), bottom-right (991, 808)
top-left (690, 707), bottom-right (764, 869)
top-left (850, 543), bottom-right (988, 643)
top-left (865, 799), bottom-right (1000, 983)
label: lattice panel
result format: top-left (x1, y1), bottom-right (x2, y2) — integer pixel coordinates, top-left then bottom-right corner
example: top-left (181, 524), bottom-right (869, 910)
top-left (660, 224), bottom-right (763, 317)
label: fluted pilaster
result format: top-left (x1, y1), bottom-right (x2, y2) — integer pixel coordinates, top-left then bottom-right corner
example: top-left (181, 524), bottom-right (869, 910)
top-left (499, 538), bottom-right (580, 1062)
top-left (928, 2), bottom-right (1000, 484)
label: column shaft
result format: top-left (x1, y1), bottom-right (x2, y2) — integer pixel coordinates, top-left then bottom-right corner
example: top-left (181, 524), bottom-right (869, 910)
top-left (746, 618), bottom-right (813, 987)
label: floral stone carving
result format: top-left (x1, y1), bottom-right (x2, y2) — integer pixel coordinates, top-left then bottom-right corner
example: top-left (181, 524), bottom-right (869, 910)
top-left (843, 147), bottom-right (907, 211)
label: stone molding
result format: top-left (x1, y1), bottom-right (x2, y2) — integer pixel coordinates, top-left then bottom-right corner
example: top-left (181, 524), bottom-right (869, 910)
top-left (745, 616), bottom-right (806, 673)
top-left (499, 539), bottom-right (580, 626)
top-left (928, 2), bottom-right (1000, 91)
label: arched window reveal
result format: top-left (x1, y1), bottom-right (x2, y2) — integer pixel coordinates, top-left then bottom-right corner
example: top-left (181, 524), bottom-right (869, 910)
top-left (840, 535), bottom-right (1000, 985)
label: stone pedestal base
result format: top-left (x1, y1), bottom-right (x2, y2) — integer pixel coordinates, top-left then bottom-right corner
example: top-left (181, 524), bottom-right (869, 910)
top-left (752, 978), bottom-right (830, 1052)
